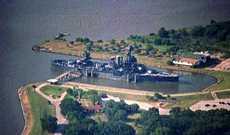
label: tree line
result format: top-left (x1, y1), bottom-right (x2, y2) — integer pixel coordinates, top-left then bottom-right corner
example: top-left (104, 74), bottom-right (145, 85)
top-left (128, 20), bottom-right (230, 57)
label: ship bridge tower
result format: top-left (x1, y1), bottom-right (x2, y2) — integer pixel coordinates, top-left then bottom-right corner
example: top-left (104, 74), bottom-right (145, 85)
top-left (126, 46), bottom-right (137, 65)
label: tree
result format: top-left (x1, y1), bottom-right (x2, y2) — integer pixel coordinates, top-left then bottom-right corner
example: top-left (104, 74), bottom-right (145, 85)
top-left (144, 44), bottom-right (154, 55)
top-left (153, 127), bottom-right (170, 135)
top-left (169, 107), bottom-right (181, 117)
top-left (32, 85), bottom-right (36, 91)
top-left (191, 26), bottom-right (205, 37)
top-left (40, 114), bottom-right (57, 133)
top-left (154, 38), bottom-right (162, 45)
top-left (89, 94), bottom-right (101, 105)
top-left (64, 114), bottom-right (100, 135)
top-left (67, 88), bottom-right (78, 97)
top-left (46, 116), bottom-right (58, 133)
top-left (210, 19), bottom-right (217, 25)
top-left (100, 122), bottom-right (136, 135)
top-left (139, 108), bottom-right (161, 135)
top-left (127, 104), bottom-right (139, 114)
top-left (158, 27), bottom-right (169, 38)
top-left (114, 109), bottom-right (127, 121)
top-left (110, 39), bottom-right (116, 45)
top-left (103, 100), bottom-right (140, 121)
top-left (60, 98), bottom-right (85, 119)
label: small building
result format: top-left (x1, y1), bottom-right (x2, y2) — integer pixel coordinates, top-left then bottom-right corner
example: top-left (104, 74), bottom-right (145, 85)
top-left (172, 57), bottom-right (197, 66)
top-left (47, 79), bottom-right (58, 84)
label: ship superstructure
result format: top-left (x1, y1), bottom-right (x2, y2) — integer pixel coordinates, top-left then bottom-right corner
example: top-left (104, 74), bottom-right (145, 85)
top-left (52, 46), bottom-right (179, 82)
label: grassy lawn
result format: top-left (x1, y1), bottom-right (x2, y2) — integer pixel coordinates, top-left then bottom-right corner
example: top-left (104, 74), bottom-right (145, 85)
top-left (104, 91), bottom-right (150, 102)
top-left (166, 93), bottom-right (213, 109)
top-left (41, 85), bottom-right (66, 98)
top-left (207, 71), bottom-right (230, 91)
top-left (216, 91), bottom-right (230, 99)
top-left (153, 45), bottom-right (173, 53)
top-left (27, 87), bottom-right (55, 135)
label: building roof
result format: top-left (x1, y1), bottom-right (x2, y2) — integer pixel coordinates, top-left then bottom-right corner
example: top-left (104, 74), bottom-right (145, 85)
top-left (175, 57), bottom-right (197, 65)
top-left (47, 79), bottom-right (58, 83)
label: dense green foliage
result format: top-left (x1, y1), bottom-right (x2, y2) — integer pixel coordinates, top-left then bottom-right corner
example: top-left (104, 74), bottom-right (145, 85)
top-left (128, 20), bottom-right (230, 57)
top-left (99, 121), bottom-right (136, 135)
top-left (139, 107), bottom-right (230, 135)
top-left (77, 20), bottom-right (230, 58)
top-left (60, 93), bottom-right (230, 135)
top-left (67, 88), bottom-right (102, 104)
top-left (60, 98), bottom-right (136, 135)
top-left (60, 98), bottom-right (86, 120)
top-left (40, 113), bottom-right (57, 133)
top-left (103, 100), bottom-right (139, 121)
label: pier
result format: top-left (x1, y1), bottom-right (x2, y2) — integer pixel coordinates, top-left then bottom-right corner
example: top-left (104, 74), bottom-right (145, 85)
top-left (55, 71), bottom-right (81, 82)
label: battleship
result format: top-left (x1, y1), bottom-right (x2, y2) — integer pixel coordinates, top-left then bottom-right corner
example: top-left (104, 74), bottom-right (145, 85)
top-left (52, 46), bottom-right (179, 82)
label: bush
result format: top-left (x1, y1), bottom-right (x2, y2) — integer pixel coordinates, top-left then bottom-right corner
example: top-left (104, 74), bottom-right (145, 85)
top-left (167, 60), bottom-right (174, 65)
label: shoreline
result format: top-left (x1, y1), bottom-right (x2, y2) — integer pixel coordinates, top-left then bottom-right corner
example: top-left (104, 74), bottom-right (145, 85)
top-left (18, 85), bottom-right (33, 135)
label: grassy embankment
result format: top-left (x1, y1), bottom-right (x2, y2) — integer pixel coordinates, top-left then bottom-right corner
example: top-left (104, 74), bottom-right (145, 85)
top-left (26, 87), bottom-right (55, 135)
top-left (166, 71), bottom-right (230, 108)
top-left (40, 85), bottom-right (66, 98)
top-left (206, 71), bottom-right (230, 91)
top-left (166, 93), bottom-right (214, 108)
top-left (216, 91), bottom-right (230, 99)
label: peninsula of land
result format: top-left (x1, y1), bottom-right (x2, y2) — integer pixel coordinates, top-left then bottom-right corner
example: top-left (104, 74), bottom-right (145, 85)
top-left (20, 20), bottom-right (230, 135)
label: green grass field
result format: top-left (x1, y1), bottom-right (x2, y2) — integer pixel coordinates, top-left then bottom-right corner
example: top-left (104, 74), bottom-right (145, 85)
top-left (216, 91), bottom-right (230, 99)
top-left (166, 93), bottom-right (213, 109)
top-left (27, 87), bottom-right (55, 135)
top-left (207, 71), bottom-right (230, 91)
top-left (41, 85), bottom-right (66, 98)
top-left (153, 45), bottom-right (172, 53)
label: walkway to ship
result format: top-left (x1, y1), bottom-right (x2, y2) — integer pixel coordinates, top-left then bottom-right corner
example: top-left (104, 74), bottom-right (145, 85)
top-left (55, 71), bottom-right (81, 82)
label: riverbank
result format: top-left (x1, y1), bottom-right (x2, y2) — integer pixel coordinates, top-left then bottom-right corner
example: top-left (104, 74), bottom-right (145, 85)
top-left (18, 83), bottom-right (55, 135)
top-left (18, 85), bottom-right (33, 135)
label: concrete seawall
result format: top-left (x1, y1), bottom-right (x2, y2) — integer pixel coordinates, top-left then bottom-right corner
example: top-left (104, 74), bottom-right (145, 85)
top-left (18, 84), bottom-right (33, 135)
top-left (18, 86), bottom-right (28, 135)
